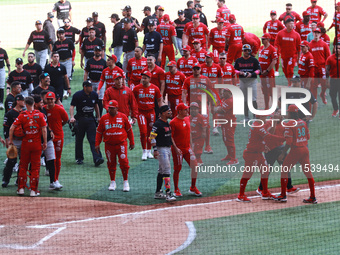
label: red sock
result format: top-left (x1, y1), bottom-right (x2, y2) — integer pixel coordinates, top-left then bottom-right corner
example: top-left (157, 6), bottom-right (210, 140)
top-left (308, 178), bottom-right (315, 198)
top-left (281, 178), bottom-right (288, 196)
top-left (239, 178), bottom-right (249, 196)
top-left (261, 178), bottom-right (268, 194)
top-left (109, 169), bottom-right (116, 181)
top-left (122, 168), bottom-right (129, 181)
top-left (191, 178), bottom-right (196, 188)
top-left (173, 170), bottom-right (180, 190)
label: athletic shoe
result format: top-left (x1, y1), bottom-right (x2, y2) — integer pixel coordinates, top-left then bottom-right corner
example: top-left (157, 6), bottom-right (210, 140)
top-left (17, 188), bottom-right (24, 196)
top-left (95, 158), bottom-right (104, 167)
top-left (256, 189), bottom-right (263, 195)
top-left (275, 71), bottom-right (279, 77)
top-left (154, 191), bottom-right (166, 199)
top-left (13, 163), bottom-right (18, 172)
top-left (76, 159), bottom-right (83, 165)
top-left (123, 180), bottom-right (130, 192)
top-left (287, 187), bottom-right (300, 195)
top-left (63, 90), bottom-right (69, 99)
top-left (332, 110), bottom-right (339, 117)
top-left (236, 195), bottom-right (251, 202)
top-left (212, 127), bottom-right (220, 136)
top-left (0, 103), bottom-right (4, 110)
top-left (174, 189), bottom-right (183, 197)
top-left (142, 151), bottom-right (148, 161)
top-left (147, 150), bottom-right (154, 159)
top-left (221, 155), bottom-right (231, 161)
top-left (204, 145), bottom-right (213, 154)
top-left (273, 194), bottom-right (287, 202)
top-left (30, 190), bottom-right (39, 197)
top-left (197, 158), bottom-right (204, 166)
top-left (45, 169), bottom-right (50, 176)
top-left (3, 158), bottom-right (7, 164)
top-left (108, 181), bottom-right (116, 191)
top-left (320, 92), bottom-right (327, 105)
top-left (188, 187), bottom-right (202, 197)
top-left (227, 159), bottom-right (239, 166)
top-left (303, 197), bottom-right (318, 204)
top-left (2, 181), bottom-right (8, 188)
top-left (166, 192), bottom-right (177, 202)
top-left (54, 180), bottom-right (63, 189)
top-left (261, 191), bottom-right (274, 200)
top-left (41, 157), bottom-right (46, 166)
top-left (49, 183), bottom-right (56, 190)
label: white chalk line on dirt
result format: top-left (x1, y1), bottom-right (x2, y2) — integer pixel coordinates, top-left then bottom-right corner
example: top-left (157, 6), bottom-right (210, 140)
top-left (166, 222), bottom-right (196, 255)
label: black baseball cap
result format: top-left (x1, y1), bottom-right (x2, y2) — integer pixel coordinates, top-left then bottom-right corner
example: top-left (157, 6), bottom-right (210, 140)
top-left (16, 58), bottom-right (23, 64)
top-left (48, 12), bottom-right (54, 18)
top-left (178, 10), bottom-right (184, 15)
top-left (35, 20), bottom-right (42, 25)
top-left (86, 17), bottom-right (94, 22)
top-left (94, 45), bottom-right (102, 51)
top-left (159, 105), bottom-right (170, 113)
top-left (291, 75), bottom-right (301, 82)
top-left (92, 11), bottom-right (98, 17)
top-left (122, 17), bottom-right (130, 23)
top-left (83, 81), bottom-right (93, 87)
top-left (123, 5), bottom-right (131, 11)
top-left (195, 4), bottom-right (203, 8)
top-left (142, 6), bottom-right (151, 12)
top-left (15, 94), bottom-right (25, 101)
top-left (88, 26), bottom-right (96, 31)
top-left (57, 28), bottom-right (65, 33)
top-left (109, 13), bottom-right (120, 21)
top-left (148, 20), bottom-right (155, 26)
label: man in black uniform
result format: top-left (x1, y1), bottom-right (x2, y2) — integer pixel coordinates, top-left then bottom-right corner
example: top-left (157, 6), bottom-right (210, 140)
top-left (84, 46), bottom-right (107, 115)
top-left (92, 12), bottom-right (106, 50)
top-left (43, 12), bottom-right (56, 44)
top-left (142, 21), bottom-right (163, 65)
top-left (195, 4), bottom-right (208, 27)
top-left (23, 20), bottom-right (52, 70)
top-left (150, 105), bottom-right (176, 202)
top-left (44, 52), bottom-right (70, 101)
top-left (108, 14), bottom-right (123, 66)
top-left (79, 17), bottom-right (101, 47)
top-left (2, 94), bottom-right (25, 187)
top-left (31, 73), bottom-right (56, 96)
top-left (69, 81), bottom-right (104, 166)
top-left (7, 58), bottom-right (33, 97)
top-left (53, 0), bottom-right (72, 27)
top-left (123, 5), bottom-right (140, 31)
top-left (61, 18), bottom-right (80, 44)
top-left (140, 6), bottom-right (159, 34)
top-left (23, 52), bottom-right (42, 87)
top-left (5, 82), bottom-right (21, 112)
top-left (0, 42), bottom-right (11, 110)
top-left (174, 10), bottom-right (190, 56)
top-left (80, 26), bottom-right (104, 69)
top-left (184, 1), bottom-right (197, 20)
top-left (122, 18), bottom-right (139, 73)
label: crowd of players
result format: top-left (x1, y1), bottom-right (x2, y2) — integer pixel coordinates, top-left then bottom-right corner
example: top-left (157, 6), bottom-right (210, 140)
top-left (0, 0), bottom-right (339, 202)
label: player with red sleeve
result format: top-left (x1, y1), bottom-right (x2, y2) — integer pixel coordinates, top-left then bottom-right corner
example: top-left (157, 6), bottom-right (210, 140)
top-left (237, 115), bottom-right (286, 202)
top-left (307, 0), bottom-right (328, 23)
top-left (142, 55), bottom-right (165, 95)
top-left (310, 28), bottom-right (331, 104)
top-left (183, 14), bottom-right (209, 51)
top-left (133, 71), bottom-right (162, 161)
top-left (156, 14), bottom-right (178, 69)
top-left (126, 47), bottom-right (147, 91)
top-left (327, 3), bottom-right (340, 33)
top-left (201, 52), bottom-right (223, 87)
top-left (219, 52), bottom-right (237, 85)
top-left (215, 0), bottom-right (231, 27)
top-left (191, 40), bottom-right (208, 64)
top-left (295, 12), bottom-right (312, 41)
top-left (95, 100), bottom-right (135, 192)
top-left (177, 45), bottom-right (199, 77)
top-left (165, 61), bottom-right (186, 116)
top-left (44, 92), bottom-right (69, 187)
top-left (274, 105), bottom-right (317, 204)
top-left (170, 103), bottom-right (202, 197)
top-left (209, 19), bottom-right (227, 63)
top-left (9, 96), bottom-right (47, 197)
top-left (243, 33), bottom-right (261, 57)
top-left (225, 14), bottom-right (244, 64)
top-left (279, 3), bottom-right (302, 25)
top-left (259, 33), bottom-right (278, 109)
top-left (298, 41), bottom-right (315, 91)
top-left (275, 19), bottom-right (301, 86)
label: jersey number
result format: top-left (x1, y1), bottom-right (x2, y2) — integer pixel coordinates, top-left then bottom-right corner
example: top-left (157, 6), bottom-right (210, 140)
top-left (161, 30), bottom-right (168, 37)
top-left (234, 30), bottom-right (241, 37)
top-left (298, 127), bottom-right (306, 137)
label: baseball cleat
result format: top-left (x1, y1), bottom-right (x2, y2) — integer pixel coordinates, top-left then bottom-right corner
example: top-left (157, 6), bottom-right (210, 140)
top-left (2, 181), bottom-right (8, 188)
top-left (45, 169), bottom-right (50, 176)
top-left (30, 190), bottom-right (40, 197)
top-left (188, 186), bottom-right (202, 197)
top-left (275, 71), bottom-right (279, 77)
top-left (287, 187), bottom-right (300, 195)
top-left (236, 195), bottom-right (251, 202)
top-left (123, 180), bottom-right (130, 192)
top-left (41, 157), bottom-right (46, 166)
top-left (256, 188), bottom-right (263, 196)
top-left (261, 191), bottom-right (274, 200)
top-left (212, 127), bottom-right (220, 136)
top-left (273, 194), bottom-right (287, 202)
top-left (227, 159), bottom-right (239, 166)
top-left (204, 145), bottom-right (213, 154)
top-left (147, 150), bottom-right (154, 159)
top-left (303, 197), bottom-right (318, 204)
top-left (49, 182), bottom-right (59, 190)
top-left (95, 158), bottom-right (104, 167)
top-left (108, 181), bottom-right (116, 191)
top-left (332, 110), bottom-right (339, 118)
top-left (54, 180), bottom-right (63, 189)
top-left (166, 192), bottom-right (177, 202)
top-left (154, 191), bottom-right (166, 199)
top-left (320, 92), bottom-right (327, 105)
top-left (174, 189), bottom-right (183, 197)
top-left (17, 188), bottom-right (24, 196)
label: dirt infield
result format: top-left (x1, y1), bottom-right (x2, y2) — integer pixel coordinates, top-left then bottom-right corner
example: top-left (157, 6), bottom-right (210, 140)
top-left (0, 180), bottom-right (339, 254)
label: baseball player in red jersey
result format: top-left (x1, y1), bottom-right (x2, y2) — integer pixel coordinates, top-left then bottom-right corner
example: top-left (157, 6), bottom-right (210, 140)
top-left (327, 3), bottom-right (340, 33)
top-left (310, 28), bottom-right (331, 104)
top-left (306, 0), bottom-right (328, 23)
top-left (95, 100), bottom-right (135, 192)
top-left (191, 39), bottom-right (208, 64)
top-left (103, 73), bottom-right (138, 123)
top-left (326, 44), bottom-right (340, 117)
top-left (142, 54), bottom-right (166, 96)
top-left (183, 14), bottom-right (209, 51)
top-left (126, 47), bottom-right (147, 91)
top-left (295, 12), bottom-right (312, 41)
top-left (156, 14), bottom-right (178, 69)
top-left (219, 52), bottom-right (237, 85)
top-left (201, 52), bottom-right (223, 86)
top-left (97, 54), bottom-right (125, 93)
top-left (317, 23), bottom-right (330, 47)
top-left (209, 19), bottom-right (227, 63)
top-left (165, 61), bottom-right (186, 116)
top-left (258, 33), bottom-right (278, 110)
top-left (263, 10), bottom-right (285, 76)
top-left (170, 103), bottom-right (202, 197)
top-left (215, 0), bottom-right (231, 27)
top-left (225, 14), bottom-right (244, 64)
top-left (279, 3), bottom-right (302, 25)
top-left (177, 45), bottom-right (199, 78)
top-left (9, 96), bottom-right (47, 197)
top-left (274, 105), bottom-right (317, 204)
top-left (44, 92), bottom-right (69, 188)
top-left (275, 19), bottom-right (301, 86)
top-left (298, 41), bottom-right (315, 91)
top-left (243, 33), bottom-right (261, 57)
top-left (133, 71), bottom-right (163, 160)
top-left (237, 115), bottom-right (286, 202)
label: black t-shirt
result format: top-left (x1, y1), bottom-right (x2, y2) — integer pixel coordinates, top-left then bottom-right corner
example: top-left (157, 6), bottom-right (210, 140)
top-left (122, 28), bottom-right (138, 53)
top-left (0, 48), bottom-right (9, 69)
top-left (23, 63), bottom-right (42, 86)
top-left (44, 63), bottom-right (67, 98)
top-left (70, 90), bottom-right (99, 117)
top-left (27, 30), bottom-right (52, 51)
top-left (283, 92), bottom-right (317, 119)
top-left (151, 118), bottom-right (172, 147)
top-left (80, 27), bottom-right (101, 42)
top-left (111, 22), bottom-right (124, 48)
top-left (234, 56), bottom-right (261, 79)
top-left (7, 70), bottom-right (32, 91)
top-left (184, 8), bottom-right (197, 20)
top-left (53, 38), bottom-right (75, 60)
top-left (143, 31), bottom-right (163, 53)
top-left (31, 85), bottom-right (56, 96)
top-left (128, 17), bottom-right (140, 31)
top-left (61, 26), bottom-right (81, 43)
top-left (174, 18), bottom-right (191, 39)
top-left (4, 93), bottom-right (15, 113)
top-left (141, 16), bottom-right (160, 34)
top-left (199, 13), bottom-right (208, 27)
top-left (85, 57), bottom-right (107, 82)
top-left (53, 0), bottom-right (72, 20)
top-left (81, 38), bottom-right (104, 59)
top-left (3, 108), bottom-right (20, 139)
top-left (93, 21), bottom-right (106, 40)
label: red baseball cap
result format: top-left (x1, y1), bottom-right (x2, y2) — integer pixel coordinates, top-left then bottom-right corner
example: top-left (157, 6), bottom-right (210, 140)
top-left (107, 54), bottom-right (117, 63)
top-left (167, 61), bottom-right (177, 67)
top-left (311, 0), bottom-right (317, 2)
top-left (113, 73), bottom-right (123, 79)
top-left (192, 62), bottom-right (201, 69)
top-left (205, 51), bottom-right (214, 58)
top-left (192, 14), bottom-right (200, 19)
top-left (217, 18), bottom-right (224, 23)
top-left (261, 33), bottom-right (271, 39)
top-left (316, 22), bottom-right (324, 28)
top-left (288, 105), bottom-right (299, 113)
top-left (108, 100), bottom-right (119, 108)
top-left (300, 40), bottom-right (309, 47)
top-left (302, 11), bottom-right (310, 17)
top-left (182, 45), bottom-right (191, 51)
top-left (158, 6), bottom-right (164, 11)
top-left (176, 103), bottom-right (189, 111)
top-left (270, 10), bottom-right (276, 15)
top-left (46, 91), bottom-right (56, 99)
top-left (192, 39), bottom-right (201, 44)
top-left (314, 28), bottom-right (321, 33)
top-left (141, 70), bottom-right (152, 78)
top-left (337, 2), bottom-right (340, 6)
top-left (163, 14), bottom-right (170, 21)
top-left (229, 14), bottom-right (236, 21)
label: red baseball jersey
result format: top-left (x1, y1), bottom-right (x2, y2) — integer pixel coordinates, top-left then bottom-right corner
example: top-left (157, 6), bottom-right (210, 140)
top-left (156, 23), bottom-right (177, 46)
top-left (295, 22), bottom-right (312, 41)
top-left (44, 104), bottom-right (68, 139)
top-left (183, 75), bottom-right (214, 104)
top-left (185, 23), bottom-right (209, 48)
top-left (95, 112), bottom-right (134, 146)
top-left (209, 27), bottom-right (227, 49)
top-left (274, 28), bottom-right (301, 59)
top-left (309, 39), bottom-right (331, 67)
top-left (191, 48), bottom-right (208, 64)
top-left (133, 84), bottom-right (161, 111)
top-left (321, 34), bottom-right (330, 47)
top-left (329, 12), bottom-right (340, 32)
top-left (98, 66), bottom-right (126, 91)
top-left (258, 44), bottom-right (278, 71)
top-left (190, 113), bottom-right (207, 140)
top-left (219, 62), bottom-right (236, 84)
top-left (326, 54), bottom-right (340, 78)
top-left (263, 120), bottom-right (285, 150)
top-left (263, 20), bottom-right (285, 42)
top-left (142, 66), bottom-right (165, 90)
top-left (226, 24), bottom-right (244, 45)
top-left (165, 71), bottom-right (186, 96)
top-left (177, 56), bottom-right (199, 77)
top-left (126, 57), bottom-right (147, 85)
top-left (220, 97), bottom-right (236, 121)
top-left (200, 63), bottom-right (223, 85)
top-left (298, 51), bottom-right (315, 77)
top-left (243, 33), bottom-right (261, 56)
top-left (306, 5), bottom-right (327, 22)
top-left (216, 7), bottom-right (231, 26)
top-left (170, 116), bottom-right (191, 149)
top-left (279, 11), bottom-right (302, 24)
top-left (284, 119), bottom-right (309, 147)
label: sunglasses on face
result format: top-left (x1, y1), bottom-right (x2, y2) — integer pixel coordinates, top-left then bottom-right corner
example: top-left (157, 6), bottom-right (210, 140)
top-left (219, 58), bottom-right (226, 60)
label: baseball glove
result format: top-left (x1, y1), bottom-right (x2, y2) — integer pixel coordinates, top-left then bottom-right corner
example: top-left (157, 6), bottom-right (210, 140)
top-left (6, 145), bottom-right (18, 159)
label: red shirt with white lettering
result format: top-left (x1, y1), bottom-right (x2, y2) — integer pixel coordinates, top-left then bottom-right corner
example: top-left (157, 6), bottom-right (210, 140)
top-left (190, 113), bottom-right (207, 140)
top-left (220, 97), bottom-right (236, 121)
top-left (182, 75), bottom-right (214, 104)
top-left (298, 51), bottom-right (315, 77)
top-left (127, 57), bottom-right (147, 85)
top-left (170, 116), bottom-right (191, 149)
top-left (156, 23), bottom-right (176, 46)
top-left (185, 23), bottom-right (209, 48)
top-left (306, 5), bottom-right (327, 23)
top-left (142, 65), bottom-right (165, 90)
top-left (274, 28), bottom-right (301, 59)
top-left (326, 54), bottom-right (340, 78)
top-left (98, 66), bottom-right (126, 91)
top-left (284, 119), bottom-right (309, 147)
top-left (216, 7), bottom-right (231, 27)
top-left (177, 56), bottom-right (199, 77)
top-left (309, 39), bottom-right (331, 67)
top-left (200, 63), bottom-right (223, 86)
top-left (321, 34), bottom-right (330, 47)
top-left (258, 44), bottom-right (278, 71)
top-left (44, 104), bottom-right (69, 139)
top-left (219, 62), bottom-right (236, 84)
top-left (165, 71), bottom-right (186, 96)
top-left (295, 21), bottom-right (312, 41)
top-left (191, 48), bottom-right (208, 64)
top-left (263, 20), bottom-right (285, 43)
top-left (209, 27), bottom-right (227, 49)
top-left (133, 84), bottom-right (161, 111)
top-left (226, 24), bottom-right (244, 45)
